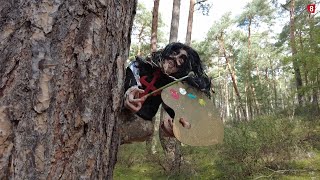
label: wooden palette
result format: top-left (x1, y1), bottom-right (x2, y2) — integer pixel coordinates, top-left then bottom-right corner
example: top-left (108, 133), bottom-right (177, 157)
top-left (161, 82), bottom-right (224, 146)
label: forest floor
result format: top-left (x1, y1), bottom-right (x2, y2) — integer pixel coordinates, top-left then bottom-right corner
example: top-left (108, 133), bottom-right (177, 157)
top-left (114, 137), bottom-right (320, 179)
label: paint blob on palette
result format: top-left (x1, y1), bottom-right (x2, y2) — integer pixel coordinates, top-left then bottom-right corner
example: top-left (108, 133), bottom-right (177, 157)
top-left (169, 88), bottom-right (207, 107)
top-left (179, 88), bottom-right (187, 95)
top-left (187, 93), bottom-right (197, 99)
top-left (170, 89), bottom-right (179, 99)
top-left (199, 99), bottom-right (206, 106)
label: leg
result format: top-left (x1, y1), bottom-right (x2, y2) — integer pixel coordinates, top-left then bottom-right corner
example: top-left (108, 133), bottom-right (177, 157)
top-left (120, 111), bottom-right (154, 144)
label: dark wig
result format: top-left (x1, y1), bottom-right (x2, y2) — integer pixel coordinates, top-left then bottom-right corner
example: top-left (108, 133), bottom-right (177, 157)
top-left (148, 42), bottom-right (211, 96)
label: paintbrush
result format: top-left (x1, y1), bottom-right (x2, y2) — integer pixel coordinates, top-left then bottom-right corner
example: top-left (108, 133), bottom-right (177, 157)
top-left (144, 71), bottom-right (195, 97)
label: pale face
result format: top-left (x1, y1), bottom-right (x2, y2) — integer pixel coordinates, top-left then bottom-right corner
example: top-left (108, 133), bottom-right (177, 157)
top-left (162, 49), bottom-right (188, 75)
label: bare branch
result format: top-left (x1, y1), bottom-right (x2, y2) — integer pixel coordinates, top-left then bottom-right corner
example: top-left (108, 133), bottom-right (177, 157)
top-left (195, 0), bottom-right (207, 6)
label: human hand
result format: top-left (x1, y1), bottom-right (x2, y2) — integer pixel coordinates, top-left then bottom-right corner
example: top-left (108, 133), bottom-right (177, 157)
top-left (124, 86), bottom-right (147, 112)
top-left (161, 117), bottom-right (191, 137)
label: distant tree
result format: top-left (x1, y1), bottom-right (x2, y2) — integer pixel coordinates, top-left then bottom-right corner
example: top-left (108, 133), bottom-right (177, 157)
top-left (131, 3), bottom-right (153, 56)
top-left (185, 0), bottom-right (196, 45)
top-left (278, 0), bottom-right (320, 112)
top-left (130, 2), bottom-right (166, 58)
top-left (185, 0), bottom-right (211, 45)
top-left (198, 13), bottom-right (248, 121)
top-left (151, 0), bottom-right (160, 52)
top-left (289, 0), bottom-right (303, 106)
top-left (159, 0), bottom-right (183, 174)
top-left (146, 0), bottom-right (161, 156)
top-left (237, 0), bottom-right (275, 120)
top-left (169, 0), bottom-right (181, 42)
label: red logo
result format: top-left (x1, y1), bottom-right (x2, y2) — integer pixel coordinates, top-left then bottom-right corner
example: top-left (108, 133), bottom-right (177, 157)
top-left (307, 4), bottom-right (316, 13)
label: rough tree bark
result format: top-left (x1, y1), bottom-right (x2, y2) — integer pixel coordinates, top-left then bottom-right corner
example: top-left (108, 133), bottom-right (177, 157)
top-left (0, 0), bottom-right (136, 179)
top-left (169, 0), bottom-right (181, 43)
top-left (146, 0), bottom-right (160, 156)
top-left (308, 13), bottom-right (320, 114)
top-left (150, 0), bottom-right (160, 52)
top-left (159, 108), bottom-right (181, 174)
top-left (185, 0), bottom-right (195, 45)
top-left (158, 0), bottom-right (183, 173)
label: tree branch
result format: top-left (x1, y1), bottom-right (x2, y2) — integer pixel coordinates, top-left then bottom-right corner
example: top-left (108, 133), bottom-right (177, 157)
top-left (195, 0), bottom-right (207, 6)
top-left (280, 0), bottom-right (291, 11)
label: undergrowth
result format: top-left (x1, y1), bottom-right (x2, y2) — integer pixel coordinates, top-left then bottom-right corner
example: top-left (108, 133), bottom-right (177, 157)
top-left (114, 115), bottom-right (320, 179)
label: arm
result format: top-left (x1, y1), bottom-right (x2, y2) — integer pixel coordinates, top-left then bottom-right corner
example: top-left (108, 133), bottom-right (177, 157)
top-left (124, 61), bottom-right (147, 112)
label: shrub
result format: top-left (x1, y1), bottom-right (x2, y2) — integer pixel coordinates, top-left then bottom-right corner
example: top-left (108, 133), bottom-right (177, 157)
top-left (214, 116), bottom-right (307, 179)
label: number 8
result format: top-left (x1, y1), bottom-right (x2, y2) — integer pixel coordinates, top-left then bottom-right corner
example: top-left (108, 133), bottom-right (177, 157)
top-left (310, 6), bottom-right (314, 11)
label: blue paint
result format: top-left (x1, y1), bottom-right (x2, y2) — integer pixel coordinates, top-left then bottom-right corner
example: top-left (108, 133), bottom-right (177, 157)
top-left (187, 93), bottom-right (197, 99)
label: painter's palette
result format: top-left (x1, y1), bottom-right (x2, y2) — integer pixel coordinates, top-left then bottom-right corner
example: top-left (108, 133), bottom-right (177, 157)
top-left (161, 82), bottom-right (224, 146)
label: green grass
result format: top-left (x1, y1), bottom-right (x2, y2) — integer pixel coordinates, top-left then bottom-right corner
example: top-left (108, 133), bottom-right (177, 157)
top-left (114, 116), bottom-right (320, 179)
top-left (115, 143), bottom-right (320, 179)
top-left (114, 142), bottom-right (221, 179)
top-left (114, 142), bottom-right (168, 180)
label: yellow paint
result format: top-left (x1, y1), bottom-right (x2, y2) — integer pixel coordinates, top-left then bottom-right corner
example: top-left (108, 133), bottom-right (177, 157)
top-left (199, 99), bottom-right (206, 106)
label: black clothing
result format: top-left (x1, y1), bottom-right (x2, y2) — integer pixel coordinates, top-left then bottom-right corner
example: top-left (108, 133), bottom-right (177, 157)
top-left (124, 58), bottom-right (174, 120)
top-left (124, 42), bottom-right (212, 121)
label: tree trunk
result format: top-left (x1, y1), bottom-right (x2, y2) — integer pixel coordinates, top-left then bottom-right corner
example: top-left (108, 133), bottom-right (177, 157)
top-left (185, 0), bottom-right (195, 45)
top-left (225, 76), bottom-right (230, 120)
top-left (298, 29), bottom-right (311, 102)
top-left (218, 32), bottom-right (247, 121)
top-left (270, 59), bottom-right (278, 109)
top-left (254, 66), bottom-right (261, 114)
top-left (137, 27), bottom-right (145, 56)
top-left (245, 83), bottom-right (250, 120)
top-left (289, 0), bottom-right (303, 106)
top-left (158, 0), bottom-right (182, 173)
top-left (308, 14), bottom-right (320, 114)
top-left (159, 108), bottom-right (181, 174)
top-left (266, 68), bottom-right (272, 114)
top-left (150, 0), bottom-right (160, 52)
top-left (146, 112), bottom-right (160, 155)
top-left (247, 17), bottom-right (254, 120)
top-left (146, 0), bottom-right (160, 155)
top-left (230, 83), bottom-right (239, 120)
top-left (0, 0), bottom-right (136, 179)
top-left (169, 0), bottom-right (181, 43)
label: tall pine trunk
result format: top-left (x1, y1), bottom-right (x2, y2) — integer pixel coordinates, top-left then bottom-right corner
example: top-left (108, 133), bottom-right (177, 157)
top-left (289, 0), bottom-right (303, 106)
top-left (159, 108), bottom-right (181, 173)
top-left (0, 0), bottom-right (136, 179)
top-left (308, 13), bottom-right (320, 114)
top-left (159, 0), bottom-right (182, 173)
top-left (218, 32), bottom-right (247, 121)
top-left (185, 0), bottom-right (195, 45)
top-left (150, 0), bottom-right (160, 52)
top-left (146, 0), bottom-right (161, 155)
top-left (169, 0), bottom-right (181, 43)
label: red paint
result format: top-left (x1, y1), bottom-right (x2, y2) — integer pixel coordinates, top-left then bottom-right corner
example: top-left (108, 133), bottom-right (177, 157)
top-left (170, 89), bottom-right (179, 99)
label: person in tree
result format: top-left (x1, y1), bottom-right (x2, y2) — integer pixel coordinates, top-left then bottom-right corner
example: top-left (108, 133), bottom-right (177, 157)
top-left (121, 42), bottom-right (211, 143)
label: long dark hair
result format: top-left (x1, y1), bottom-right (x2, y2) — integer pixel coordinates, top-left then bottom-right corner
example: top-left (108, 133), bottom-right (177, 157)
top-left (147, 42), bottom-right (211, 96)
